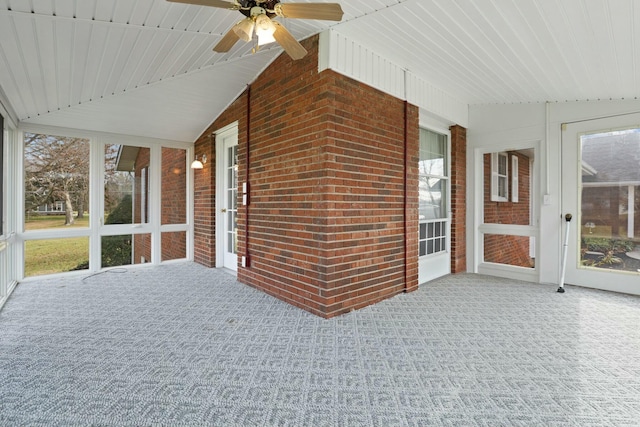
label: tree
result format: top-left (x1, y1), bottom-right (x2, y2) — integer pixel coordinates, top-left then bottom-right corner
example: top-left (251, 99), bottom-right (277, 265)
top-left (24, 133), bottom-right (90, 225)
top-left (103, 144), bottom-right (134, 217)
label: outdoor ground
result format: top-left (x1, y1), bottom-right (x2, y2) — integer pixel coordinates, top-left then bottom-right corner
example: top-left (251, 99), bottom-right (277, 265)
top-left (24, 215), bottom-right (89, 277)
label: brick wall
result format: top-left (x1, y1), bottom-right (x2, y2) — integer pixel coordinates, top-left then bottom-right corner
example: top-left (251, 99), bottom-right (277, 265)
top-left (450, 125), bottom-right (467, 273)
top-left (318, 77), bottom-right (420, 314)
top-left (483, 151), bottom-right (533, 267)
top-left (582, 186), bottom-right (640, 237)
top-left (162, 232), bottom-right (187, 261)
top-left (161, 147), bottom-right (187, 225)
top-left (194, 35), bottom-right (464, 317)
top-left (484, 234), bottom-right (533, 267)
top-left (161, 147), bottom-right (187, 261)
top-left (131, 147), bottom-right (187, 264)
top-left (192, 97), bottom-right (247, 267)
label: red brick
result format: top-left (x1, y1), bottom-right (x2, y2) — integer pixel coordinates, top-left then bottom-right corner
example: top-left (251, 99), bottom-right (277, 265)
top-left (192, 35), bottom-right (465, 317)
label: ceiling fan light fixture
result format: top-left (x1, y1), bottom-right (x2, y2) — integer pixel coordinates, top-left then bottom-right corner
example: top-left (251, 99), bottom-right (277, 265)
top-left (168, 0), bottom-right (344, 60)
top-left (255, 14), bottom-right (276, 45)
top-left (233, 18), bottom-right (255, 42)
top-left (258, 31), bottom-right (276, 46)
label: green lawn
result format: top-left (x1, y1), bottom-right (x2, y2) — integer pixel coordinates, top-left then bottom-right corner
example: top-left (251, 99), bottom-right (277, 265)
top-left (25, 214), bottom-right (90, 231)
top-left (24, 237), bottom-right (89, 277)
top-left (24, 215), bottom-right (91, 277)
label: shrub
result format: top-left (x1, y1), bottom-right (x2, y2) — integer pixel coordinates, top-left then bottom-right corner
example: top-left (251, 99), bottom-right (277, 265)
top-left (581, 237), bottom-right (635, 254)
top-left (102, 195), bottom-right (133, 267)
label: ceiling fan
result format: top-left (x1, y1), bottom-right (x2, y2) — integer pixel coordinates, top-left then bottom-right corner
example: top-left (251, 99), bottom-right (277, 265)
top-left (167, 0), bottom-right (344, 60)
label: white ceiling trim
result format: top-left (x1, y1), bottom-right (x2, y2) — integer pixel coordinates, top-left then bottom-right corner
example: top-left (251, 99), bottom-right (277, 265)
top-left (2, 0), bottom-right (640, 141)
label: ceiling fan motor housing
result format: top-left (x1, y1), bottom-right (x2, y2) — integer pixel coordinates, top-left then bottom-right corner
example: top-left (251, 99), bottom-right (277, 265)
top-left (239, 0), bottom-right (280, 18)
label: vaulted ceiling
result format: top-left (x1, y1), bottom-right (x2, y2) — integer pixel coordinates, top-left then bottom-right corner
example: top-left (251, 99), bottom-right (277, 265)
top-left (1, 0), bottom-right (639, 142)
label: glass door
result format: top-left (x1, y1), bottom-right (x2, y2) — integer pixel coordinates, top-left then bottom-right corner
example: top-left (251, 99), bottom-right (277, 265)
top-left (216, 125), bottom-right (239, 271)
top-left (562, 114), bottom-right (640, 294)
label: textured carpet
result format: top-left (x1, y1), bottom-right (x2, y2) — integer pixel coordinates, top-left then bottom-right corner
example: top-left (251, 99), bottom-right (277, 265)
top-left (1, 263), bottom-right (639, 426)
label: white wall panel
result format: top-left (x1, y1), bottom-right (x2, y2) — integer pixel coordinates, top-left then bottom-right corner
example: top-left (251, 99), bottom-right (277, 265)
top-left (52, 18), bottom-right (73, 113)
top-left (34, 19), bottom-right (58, 114)
top-left (145, 1), bottom-right (173, 29)
top-left (32, 1), bottom-right (54, 16)
top-left (80, 24), bottom-right (108, 104)
top-left (75, 1), bottom-right (95, 20)
top-left (112, 29), bottom-right (154, 94)
top-left (54, 0), bottom-right (75, 19)
top-left (129, 0), bottom-right (154, 26)
top-left (70, 21), bottom-right (94, 107)
top-left (14, 14), bottom-right (51, 115)
top-left (112, 1), bottom-right (137, 25)
top-left (320, 30), bottom-right (468, 127)
top-left (148, 33), bottom-right (192, 83)
top-left (94, 0), bottom-right (114, 22)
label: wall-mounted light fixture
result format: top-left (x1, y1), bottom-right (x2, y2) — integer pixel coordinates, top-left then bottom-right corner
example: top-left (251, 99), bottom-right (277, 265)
top-left (191, 154), bottom-right (207, 169)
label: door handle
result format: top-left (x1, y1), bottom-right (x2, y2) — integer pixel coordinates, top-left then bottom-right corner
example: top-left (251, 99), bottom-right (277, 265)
top-left (221, 208), bottom-right (227, 213)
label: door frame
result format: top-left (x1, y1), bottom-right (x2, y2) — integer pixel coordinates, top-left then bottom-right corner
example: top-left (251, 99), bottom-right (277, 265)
top-left (418, 125), bottom-right (452, 284)
top-left (561, 113), bottom-right (640, 295)
top-left (472, 139), bottom-right (541, 282)
top-left (215, 122), bottom-right (239, 271)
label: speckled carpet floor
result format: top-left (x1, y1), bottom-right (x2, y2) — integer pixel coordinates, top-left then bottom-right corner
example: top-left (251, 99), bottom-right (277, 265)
top-left (1, 263), bottom-right (639, 426)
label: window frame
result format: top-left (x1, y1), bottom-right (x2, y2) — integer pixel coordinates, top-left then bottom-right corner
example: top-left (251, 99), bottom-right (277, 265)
top-left (18, 124), bottom-right (193, 279)
top-left (491, 152), bottom-right (509, 202)
top-left (418, 128), bottom-right (450, 258)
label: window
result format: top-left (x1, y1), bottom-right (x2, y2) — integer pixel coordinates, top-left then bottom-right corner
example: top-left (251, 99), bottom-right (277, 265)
top-left (24, 133), bottom-right (90, 230)
top-left (418, 128), bottom-right (449, 257)
top-left (491, 152), bottom-right (509, 202)
top-left (104, 144), bottom-right (150, 225)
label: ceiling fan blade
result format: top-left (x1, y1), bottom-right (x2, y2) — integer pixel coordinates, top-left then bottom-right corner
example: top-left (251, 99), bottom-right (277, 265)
top-left (166, 0), bottom-right (238, 10)
top-left (272, 21), bottom-right (308, 60)
top-left (275, 3), bottom-right (344, 21)
top-left (213, 28), bottom-right (241, 52)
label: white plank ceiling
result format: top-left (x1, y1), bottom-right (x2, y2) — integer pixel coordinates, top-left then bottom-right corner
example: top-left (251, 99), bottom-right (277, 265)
top-left (1, 0), bottom-right (639, 141)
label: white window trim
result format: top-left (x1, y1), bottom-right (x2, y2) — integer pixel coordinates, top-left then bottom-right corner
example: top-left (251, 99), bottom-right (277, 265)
top-left (17, 124), bottom-right (193, 280)
top-left (511, 155), bottom-right (519, 203)
top-left (418, 127), bottom-right (451, 258)
top-left (491, 152), bottom-right (509, 202)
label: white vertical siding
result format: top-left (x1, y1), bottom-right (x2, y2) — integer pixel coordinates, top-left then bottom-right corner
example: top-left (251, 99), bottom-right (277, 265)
top-left (319, 30), bottom-right (468, 127)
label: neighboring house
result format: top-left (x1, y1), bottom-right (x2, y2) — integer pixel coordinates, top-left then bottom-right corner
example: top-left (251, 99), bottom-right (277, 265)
top-left (31, 201), bottom-right (66, 214)
top-left (581, 131), bottom-right (640, 239)
top-left (114, 145), bottom-right (187, 265)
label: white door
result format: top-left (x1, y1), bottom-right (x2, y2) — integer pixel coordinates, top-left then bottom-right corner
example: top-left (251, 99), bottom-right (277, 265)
top-left (473, 142), bottom-right (539, 283)
top-left (216, 125), bottom-right (239, 271)
top-left (561, 114), bottom-right (640, 295)
top-left (418, 128), bottom-right (451, 283)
